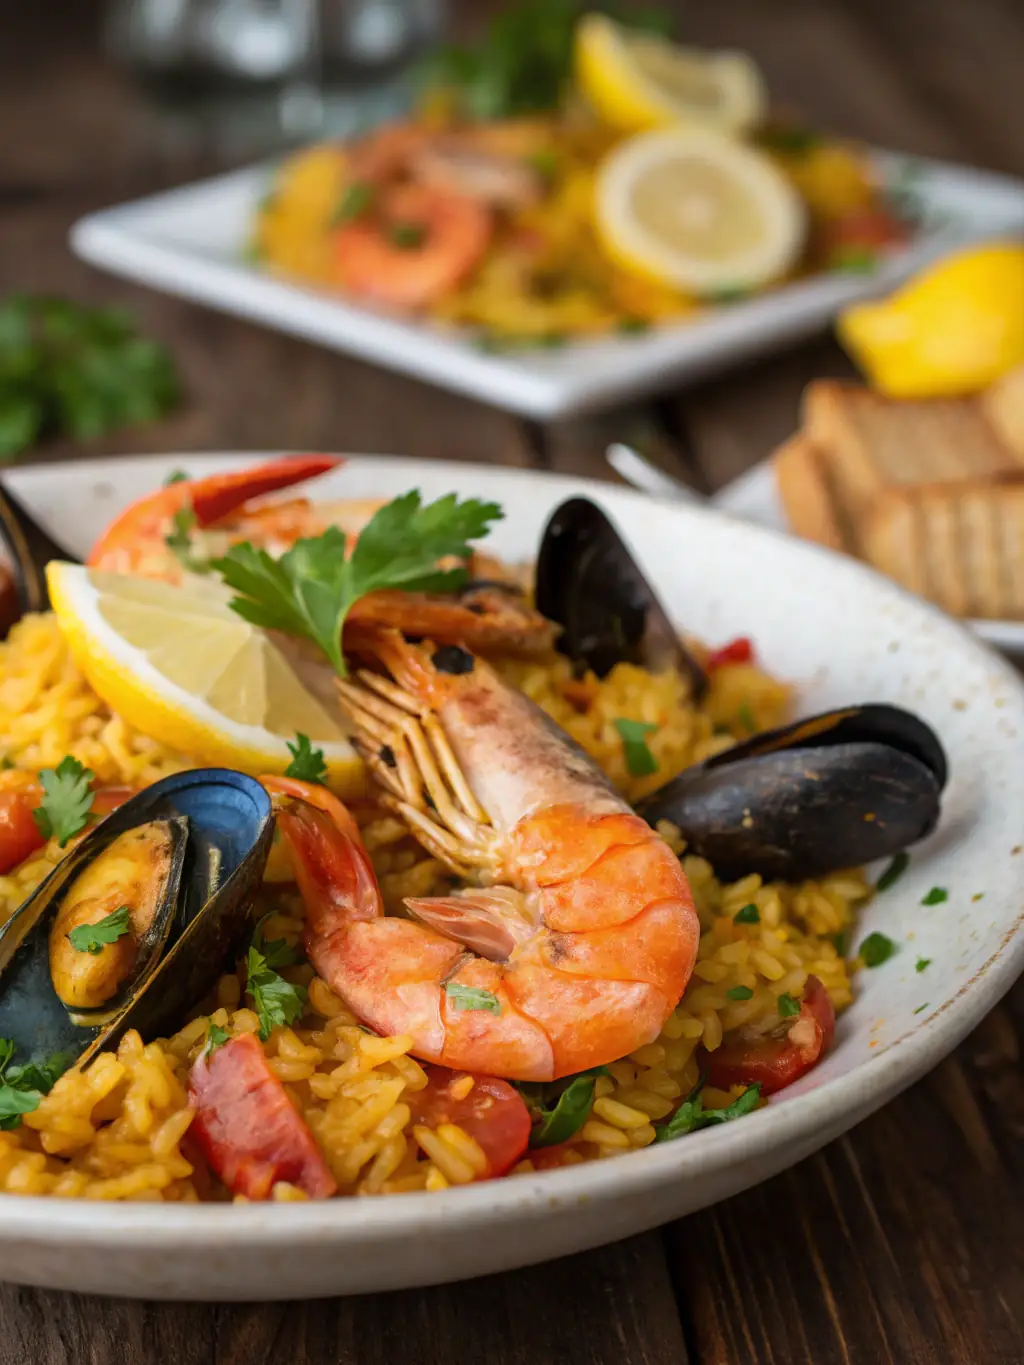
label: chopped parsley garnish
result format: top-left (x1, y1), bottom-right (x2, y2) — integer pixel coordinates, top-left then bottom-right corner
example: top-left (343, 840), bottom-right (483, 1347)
top-left (726, 985), bottom-right (753, 1001)
top-left (284, 733), bottom-right (328, 785)
top-left (33, 756), bottom-right (94, 846)
top-left (445, 983), bottom-right (501, 1014)
top-left (921, 886), bottom-right (947, 906)
top-left (389, 222), bottom-right (427, 250)
top-left (214, 490), bottom-right (502, 676)
top-left (875, 851), bottom-right (909, 892)
top-left (859, 931), bottom-right (897, 968)
top-left (165, 503), bottom-right (210, 574)
top-left (250, 913), bottom-right (300, 971)
top-left (613, 718), bottom-right (658, 777)
top-left (332, 181), bottom-right (373, 225)
top-left (914, 1002), bottom-right (929, 1015)
top-left (163, 469), bottom-right (189, 486)
top-left (736, 701), bottom-right (757, 734)
top-left (527, 149), bottom-right (559, 182)
top-left (617, 317), bottom-right (651, 335)
top-left (67, 905), bottom-right (132, 955)
top-left (915, 957), bottom-right (931, 974)
top-left (971, 892), bottom-right (985, 903)
top-left (654, 1080), bottom-right (761, 1141)
top-left (205, 1023), bottom-right (231, 1056)
top-left (526, 1066), bottom-right (607, 1148)
top-left (246, 945), bottom-right (306, 1041)
top-left (829, 247), bottom-right (879, 275)
top-left (776, 992), bottom-right (800, 1018)
top-left (831, 930), bottom-right (849, 957)
top-left (733, 903), bottom-right (760, 925)
top-left (0, 1041), bottom-right (71, 1130)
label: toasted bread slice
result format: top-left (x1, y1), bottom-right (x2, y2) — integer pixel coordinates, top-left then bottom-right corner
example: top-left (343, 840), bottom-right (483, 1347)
top-left (982, 364), bottom-right (1024, 459)
top-left (773, 434), bottom-right (847, 552)
top-left (862, 474), bottom-right (1024, 619)
top-left (802, 381), bottom-right (1024, 536)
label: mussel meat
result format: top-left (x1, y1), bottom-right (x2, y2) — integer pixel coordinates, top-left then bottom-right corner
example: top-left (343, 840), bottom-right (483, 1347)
top-left (0, 769), bottom-right (273, 1070)
top-left (535, 497), bottom-right (707, 698)
top-left (636, 704), bottom-right (947, 881)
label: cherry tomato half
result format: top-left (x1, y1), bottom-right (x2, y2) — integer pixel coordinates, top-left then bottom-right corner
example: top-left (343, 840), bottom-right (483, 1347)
top-left (0, 789), bottom-right (46, 874)
top-left (408, 1066), bottom-right (532, 1179)
top-left (703, 976), bottom-right (836, 1096)
top-left (188, 1032), bottom-right (337, 1200)
top-left (705, 637), bottom-right (754, 670)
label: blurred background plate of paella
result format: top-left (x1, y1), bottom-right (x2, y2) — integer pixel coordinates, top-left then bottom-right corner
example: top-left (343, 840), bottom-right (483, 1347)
top-left (0, 451), bottom-right (1020, 1300)
top-left (70, 1), bottom-right (1024, 417)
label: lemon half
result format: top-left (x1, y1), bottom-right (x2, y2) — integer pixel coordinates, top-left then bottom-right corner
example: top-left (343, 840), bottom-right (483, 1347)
top-left (575, 14), bottom-right (767, 136)
top-left (594, 128), bottom-right (806, 295)
top-left (47, 563), bottom-right (364, 793)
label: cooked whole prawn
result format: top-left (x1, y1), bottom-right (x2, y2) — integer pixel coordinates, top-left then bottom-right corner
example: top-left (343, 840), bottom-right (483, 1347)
top-left (273, 630), bottom-right (699, 1082)
top-left (87, 456), bottom-right (554, 656)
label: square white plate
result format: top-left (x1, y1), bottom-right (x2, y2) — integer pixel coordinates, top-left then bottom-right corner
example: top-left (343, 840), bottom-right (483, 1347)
top-left (714, 460), bottom-right (1024, 654)
top-left (71, 150), bottom-right (1024, 419)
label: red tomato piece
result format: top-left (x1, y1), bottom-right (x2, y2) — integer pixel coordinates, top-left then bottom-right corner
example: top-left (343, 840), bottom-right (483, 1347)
top-left (705, 637), bottom-right (754, 670)
top-left (0, 789), bottom-right (46, 874)
top-left (821, 208), bottom-right (909, 265)
top-left (188, 1033), bottom-right (337, 1200)
top-left (703, 976), bottom-right (836, 1096)
top-left (407, 1066), bottom-right (531, 1179)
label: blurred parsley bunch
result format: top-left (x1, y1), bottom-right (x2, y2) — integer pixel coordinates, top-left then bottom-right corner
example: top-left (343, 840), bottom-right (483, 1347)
top-left (426, 0), bottom-right (672, 121)
top-left (0, 296), bottom-right (180, 460)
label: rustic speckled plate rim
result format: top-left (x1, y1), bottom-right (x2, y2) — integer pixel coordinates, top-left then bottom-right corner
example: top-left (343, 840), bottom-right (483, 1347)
top-left (0, 453), bottom-right (1022, 1295)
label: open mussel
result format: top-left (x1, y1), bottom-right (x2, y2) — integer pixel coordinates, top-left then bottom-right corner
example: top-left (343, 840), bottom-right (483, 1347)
top-left (535, 497), bottom-right (708, 698)
top-left (0, 481), bottom-right (77, 636)
top-left (636, 704), bottom-right (947, 881)
top-left (0, 768), bottom-right (273, 1070)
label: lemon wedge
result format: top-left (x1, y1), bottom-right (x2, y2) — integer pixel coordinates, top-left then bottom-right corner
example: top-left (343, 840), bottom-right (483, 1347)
top-left (574, 14), bottom-right (767, 136)
top-left (594, 128), bottom-right (806, 295)
top-left (46, 563), bottom-right (365, 793)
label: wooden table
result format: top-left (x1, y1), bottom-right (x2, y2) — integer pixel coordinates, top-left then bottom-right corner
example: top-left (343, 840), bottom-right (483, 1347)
top-left (2, 1), bottom-right (1023, 1360)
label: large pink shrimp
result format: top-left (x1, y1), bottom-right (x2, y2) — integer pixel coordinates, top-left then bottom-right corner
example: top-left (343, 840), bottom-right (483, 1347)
top-left (268, 630), bottom-right (699, 1082)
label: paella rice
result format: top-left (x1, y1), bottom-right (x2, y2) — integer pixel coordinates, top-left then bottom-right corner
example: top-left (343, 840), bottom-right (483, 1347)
top-left (0, 612), bottom-right (869, 1201)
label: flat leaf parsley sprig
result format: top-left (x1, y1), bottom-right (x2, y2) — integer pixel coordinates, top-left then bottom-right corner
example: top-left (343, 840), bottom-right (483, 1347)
top-left (213, 490), bottom-right (503, 675)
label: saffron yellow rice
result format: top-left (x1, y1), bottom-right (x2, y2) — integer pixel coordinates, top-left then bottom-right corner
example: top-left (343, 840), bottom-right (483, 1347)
top-left (0, 613), bottom-right (869, 1201)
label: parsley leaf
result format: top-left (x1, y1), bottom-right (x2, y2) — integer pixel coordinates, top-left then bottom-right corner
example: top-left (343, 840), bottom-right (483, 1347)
top-left (777, 992), bottom-right (800, 1018)
top-left (205, 1022), bottom-right (231, 1055)
top-left (163, 469), bottom-right (189, 486)
top-left (876, 851), bottom-right (909, 892)
top-left (251, 913), bottom-right (300, 971)
top-left (528, 1066), bottom-right (607, 1148)
top-left (0, 295), bottom-right (179, 459)
top-left (913, 1002), bottom-right (929, 1015)
top-left (0, 1041), bottom-right (71, 1130)
top-left (736, 701), bottom-right (757, 734)
top-left (165, 503), bottom-right (211, 574)
top-left (733, 903), bottom-right (760, 925)
top-left (33, 756), bottom-right (94, 846)
top-left (921, 886), bottom-right (947, 906)
top-left (613, 718), bottom-right (658, 777)
top-left (67, 905), bottom-right (132, 955)
top-left (246, 945), bottom-right (307, 1041)
top-left (859, 931), bottom-right (897, 967)
top-left (915, 957), bottom-right (931, 973)
top-left (332, 182), bottom-right (373, 225)
top-left (445, 983), bottom-right (501, 1014)
top-left (654, 1080), bottom-right (761, 1142)
top-left (726, 985), bottom-right (753, 1001)
top-left (284, 733), bottom-right (328, 785)
top-left (214, 491), bottom-right (502, 676)
top-left (389, 222), bottom-right (427, 250)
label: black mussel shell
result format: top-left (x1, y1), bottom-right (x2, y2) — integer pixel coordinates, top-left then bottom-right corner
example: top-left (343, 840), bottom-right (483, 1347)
top-left (637, 704), bottom-right (946, 881)
top-left (0, 769), bottom-right (273, 1070)
top-left (535, 497), bottom-right (707, 698)
top-left (0, 482), bottom-right (78, 636)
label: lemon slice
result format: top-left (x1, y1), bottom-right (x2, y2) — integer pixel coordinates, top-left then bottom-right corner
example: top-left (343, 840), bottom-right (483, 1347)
top-left (575, 14), bottom-right (767, 135)
top-left (46, 563), bottom-right (365, 793)
top-left (594, 128), bottom-right (806, 295)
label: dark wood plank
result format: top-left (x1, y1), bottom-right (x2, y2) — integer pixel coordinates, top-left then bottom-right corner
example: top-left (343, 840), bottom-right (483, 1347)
top-left (0, 1234), bottom-right (690, 1365)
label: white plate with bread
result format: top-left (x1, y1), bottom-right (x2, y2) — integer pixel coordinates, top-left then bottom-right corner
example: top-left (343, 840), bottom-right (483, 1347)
top-left (716, 364), bottom-right (1024, 653)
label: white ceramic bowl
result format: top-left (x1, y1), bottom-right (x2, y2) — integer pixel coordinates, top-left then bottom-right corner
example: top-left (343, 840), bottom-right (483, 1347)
top-left (1, 453), bottom-right (1022, 1301)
